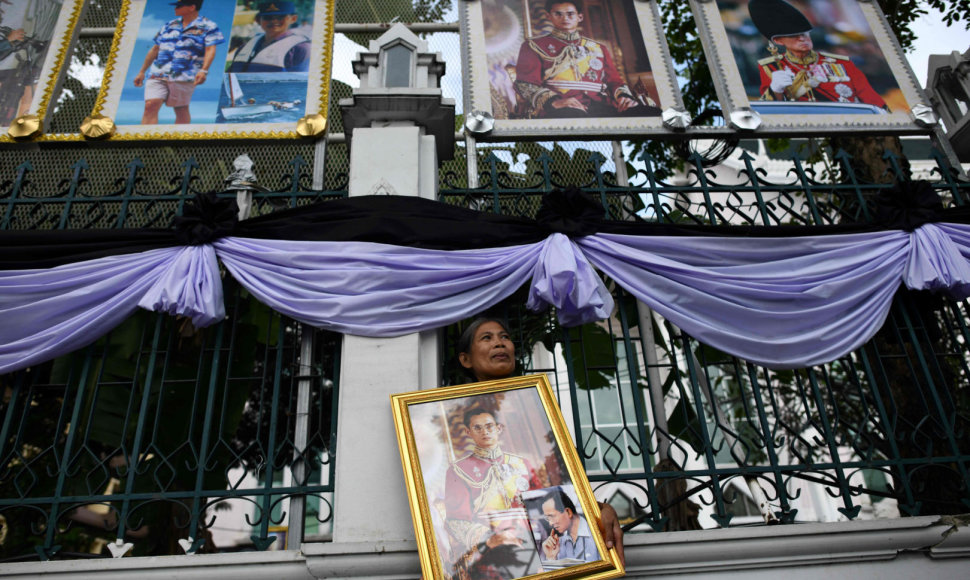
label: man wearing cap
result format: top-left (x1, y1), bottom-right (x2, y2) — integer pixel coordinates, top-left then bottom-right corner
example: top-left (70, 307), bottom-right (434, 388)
top-left (748, 0), bottom-right (886, 109)
top-left (228, 2), bottom-right (310, 73)
top-left (512, 0), bottom-right (660, 119)
top-left (132, 0), bottom-right (224, 124)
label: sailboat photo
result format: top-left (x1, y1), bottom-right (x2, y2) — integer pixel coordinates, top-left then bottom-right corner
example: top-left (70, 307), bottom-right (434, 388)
top-left (220, 73), bottom-right (274, 120)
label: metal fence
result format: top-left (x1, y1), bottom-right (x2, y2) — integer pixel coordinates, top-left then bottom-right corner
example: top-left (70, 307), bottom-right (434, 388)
top-left (441, 142), bottom-right (970, 531)
top-left (3, 134), bottom-right (970, 562)
top-left (0, 155), bottom-right (344, 561)
top-left (0, 282), bottom-right (341, 561)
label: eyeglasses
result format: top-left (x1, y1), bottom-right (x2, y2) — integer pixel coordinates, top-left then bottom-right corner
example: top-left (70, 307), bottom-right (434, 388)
top-left (470, 422), bottom-right (498, 434)
top-left (542, 512), bottom-right (563, 521)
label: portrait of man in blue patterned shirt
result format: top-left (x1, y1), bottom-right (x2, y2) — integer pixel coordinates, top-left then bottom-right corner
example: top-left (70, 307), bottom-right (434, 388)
top-left (132, 0), bottom-right (224, 124)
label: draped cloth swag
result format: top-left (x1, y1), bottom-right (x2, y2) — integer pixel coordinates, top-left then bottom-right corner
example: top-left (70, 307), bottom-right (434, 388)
top-left (2, 186), bottom-right (970, 373)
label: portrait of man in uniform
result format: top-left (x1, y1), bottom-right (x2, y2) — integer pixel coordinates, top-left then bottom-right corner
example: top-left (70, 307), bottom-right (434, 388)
top-left (405, 387), bottom-right (582, 580)
top-left (479, 0), bottom-right (663, 121)
top-left (512, 0), bottom-right (660, 119)
top-left (715, 0), bottom-right (909, 114)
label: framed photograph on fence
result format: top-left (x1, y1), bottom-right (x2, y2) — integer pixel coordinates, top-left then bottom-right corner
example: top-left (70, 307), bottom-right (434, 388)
top-left (459, 0), bottom-right (683, 139)
top-left (690, 0), bottom-right (931, 133)
top-left (82, 0), bottom-right (333, 141)
top-left (390, 374), bottom-right (624, 580)
top-left (0, 0), bottom-right (87, 142)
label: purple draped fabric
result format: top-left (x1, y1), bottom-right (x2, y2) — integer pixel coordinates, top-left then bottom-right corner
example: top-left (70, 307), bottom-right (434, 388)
top-left (212, 237), bottom-right (543, 336)
top-left (3, 224), bottom-right (970, 374)
top-left (578, 231), bottom-right (910, 368)
top-left (0, 246), bottom-right (223, 374)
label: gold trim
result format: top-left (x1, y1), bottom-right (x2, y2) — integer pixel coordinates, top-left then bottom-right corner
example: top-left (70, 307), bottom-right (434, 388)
top-left (316, 0), bottom-right (335, 123)
top-left (86, 0), bottom-right (336, 141)
top-left (296, 114), bottom-right (327, 137)
top-left (8, 115), bottom-right (43, 140)
top-left (0, 0), bottom-right (87, 143)
top-left (784, 50), bottom-right (819, 66)
top-left (80, 114), bottom-right (117, 140)
top-left (390, 375), bottom-right (625, 580)
top-left (90, 0), bottom-right (131, 118)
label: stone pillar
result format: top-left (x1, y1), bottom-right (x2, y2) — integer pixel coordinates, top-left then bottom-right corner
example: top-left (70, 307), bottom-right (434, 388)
top-left (324, 23), bottom-right (453, 550)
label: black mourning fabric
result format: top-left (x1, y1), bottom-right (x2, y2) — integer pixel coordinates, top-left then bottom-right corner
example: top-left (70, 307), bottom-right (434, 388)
top-left (3, 183), bottom-right (969, 270)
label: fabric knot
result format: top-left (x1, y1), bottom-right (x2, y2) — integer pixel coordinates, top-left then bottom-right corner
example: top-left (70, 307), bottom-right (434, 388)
top-left (174, 193), bottom-right (239, 245)
top-left (874, 180), bottom-right (943, 232)
top-left (536, 187), bottom-right (605, 237)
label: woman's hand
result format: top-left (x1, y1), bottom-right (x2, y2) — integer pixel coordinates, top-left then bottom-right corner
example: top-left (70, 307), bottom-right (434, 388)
top-left (597, 501), bottom-right (625, 566)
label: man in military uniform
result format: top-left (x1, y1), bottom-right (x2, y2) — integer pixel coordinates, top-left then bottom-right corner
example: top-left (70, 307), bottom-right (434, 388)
top-left (513, 0), bottom-right (660, 119)
top-left (228, 1), bottom-right (310, 73)
top-left (444, 406), bottom-right (542, 579)
top-left (748, 0), bottom-right (887, 109)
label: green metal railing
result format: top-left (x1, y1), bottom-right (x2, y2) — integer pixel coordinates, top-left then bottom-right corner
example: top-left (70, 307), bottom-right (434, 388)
top-left (0, 158), bottom-right (344, 561)
top-left (3, 140), bottom-right (970, 562)
top-left (442, 142), bottom-right (970, 531)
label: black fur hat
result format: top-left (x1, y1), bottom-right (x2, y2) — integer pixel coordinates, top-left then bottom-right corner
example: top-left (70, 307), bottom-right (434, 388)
top-left (748, 0), bottom-right (813, 39)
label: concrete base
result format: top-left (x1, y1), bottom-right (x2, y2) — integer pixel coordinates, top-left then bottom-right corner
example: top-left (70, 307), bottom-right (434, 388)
top-left (4, 517), bottom-right (968, 580)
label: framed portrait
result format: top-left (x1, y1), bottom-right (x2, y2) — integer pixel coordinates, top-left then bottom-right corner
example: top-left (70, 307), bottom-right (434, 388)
top-left (459, 0), bottom-right (683, 139)
top-left (690, 0), bottom-right (931, 133)
top-left (390, 374), bottom-right (624, 580)
top-left (83, 0), bottom-right (333, 141)
top-left (0, 0), bottom-right (88, 142)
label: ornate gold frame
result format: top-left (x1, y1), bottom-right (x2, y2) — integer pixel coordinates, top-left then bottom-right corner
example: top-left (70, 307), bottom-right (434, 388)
top-left (1, 0), bottom-right (88, 142)
top-left (79, 0), bottom-right (334, 141)
top-left (390, 374), bottom-right (625, 580)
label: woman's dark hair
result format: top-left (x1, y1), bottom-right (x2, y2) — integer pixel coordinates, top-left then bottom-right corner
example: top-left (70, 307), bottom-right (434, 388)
top-left (457, 317), bottom-right (512, 355)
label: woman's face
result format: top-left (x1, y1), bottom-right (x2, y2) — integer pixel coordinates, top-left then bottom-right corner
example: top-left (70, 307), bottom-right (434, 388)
top-left (459, 321), bottom-right (516, 381)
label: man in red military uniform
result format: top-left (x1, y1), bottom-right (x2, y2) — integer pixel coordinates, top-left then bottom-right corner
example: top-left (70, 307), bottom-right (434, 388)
top-left (513, 0), bottom-right (660, 119)
top-left (748, 0), bottom-right (887, 109)
top-left (444, 406), bottom-right (542, 579)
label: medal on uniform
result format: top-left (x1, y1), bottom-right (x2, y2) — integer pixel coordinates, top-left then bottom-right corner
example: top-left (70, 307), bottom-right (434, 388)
top-left (824, 62), bottom-right (848, 82)
top-left (588, 57), bottom-right (603, 71)
top-left (834, 83), bottom-right (854, 102)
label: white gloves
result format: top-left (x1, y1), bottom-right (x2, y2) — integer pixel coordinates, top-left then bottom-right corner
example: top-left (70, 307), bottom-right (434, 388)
top-left (770, 69), bottom-right (795, 94)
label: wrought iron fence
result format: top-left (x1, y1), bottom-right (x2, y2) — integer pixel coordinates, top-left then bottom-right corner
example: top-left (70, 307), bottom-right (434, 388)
top-left (442, 141), bottom-right (970, 532)
top-left (0, 282), bottom-right (340, 561)
top-left (2, 137), bottom-right (970, 562)
top-left (0, 154), bottom-right (344, 562)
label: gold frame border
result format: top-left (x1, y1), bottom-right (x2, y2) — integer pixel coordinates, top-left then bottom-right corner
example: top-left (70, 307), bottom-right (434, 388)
top-left (0, 0), bottom-right (88, 142)
top-left (71, 0), bottom-right (335, 142)
top-left (390, 374), bottom-right (625, 580)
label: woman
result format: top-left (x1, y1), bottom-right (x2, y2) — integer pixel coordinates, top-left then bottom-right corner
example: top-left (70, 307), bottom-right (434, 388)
top-left (456, 317), bottom-right (626, 565)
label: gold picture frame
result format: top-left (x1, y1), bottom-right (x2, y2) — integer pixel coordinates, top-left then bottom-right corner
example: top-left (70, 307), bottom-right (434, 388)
top-left (390, 374), bottom-right (624, 580)
top-left (81, 0), bottom-right (333, 141)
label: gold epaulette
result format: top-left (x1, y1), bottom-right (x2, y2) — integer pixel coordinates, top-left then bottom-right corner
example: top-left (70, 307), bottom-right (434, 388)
top-left (818, 51), bottom-right (850, 61)
top-left (758, 55), bottom-right (783, 66)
